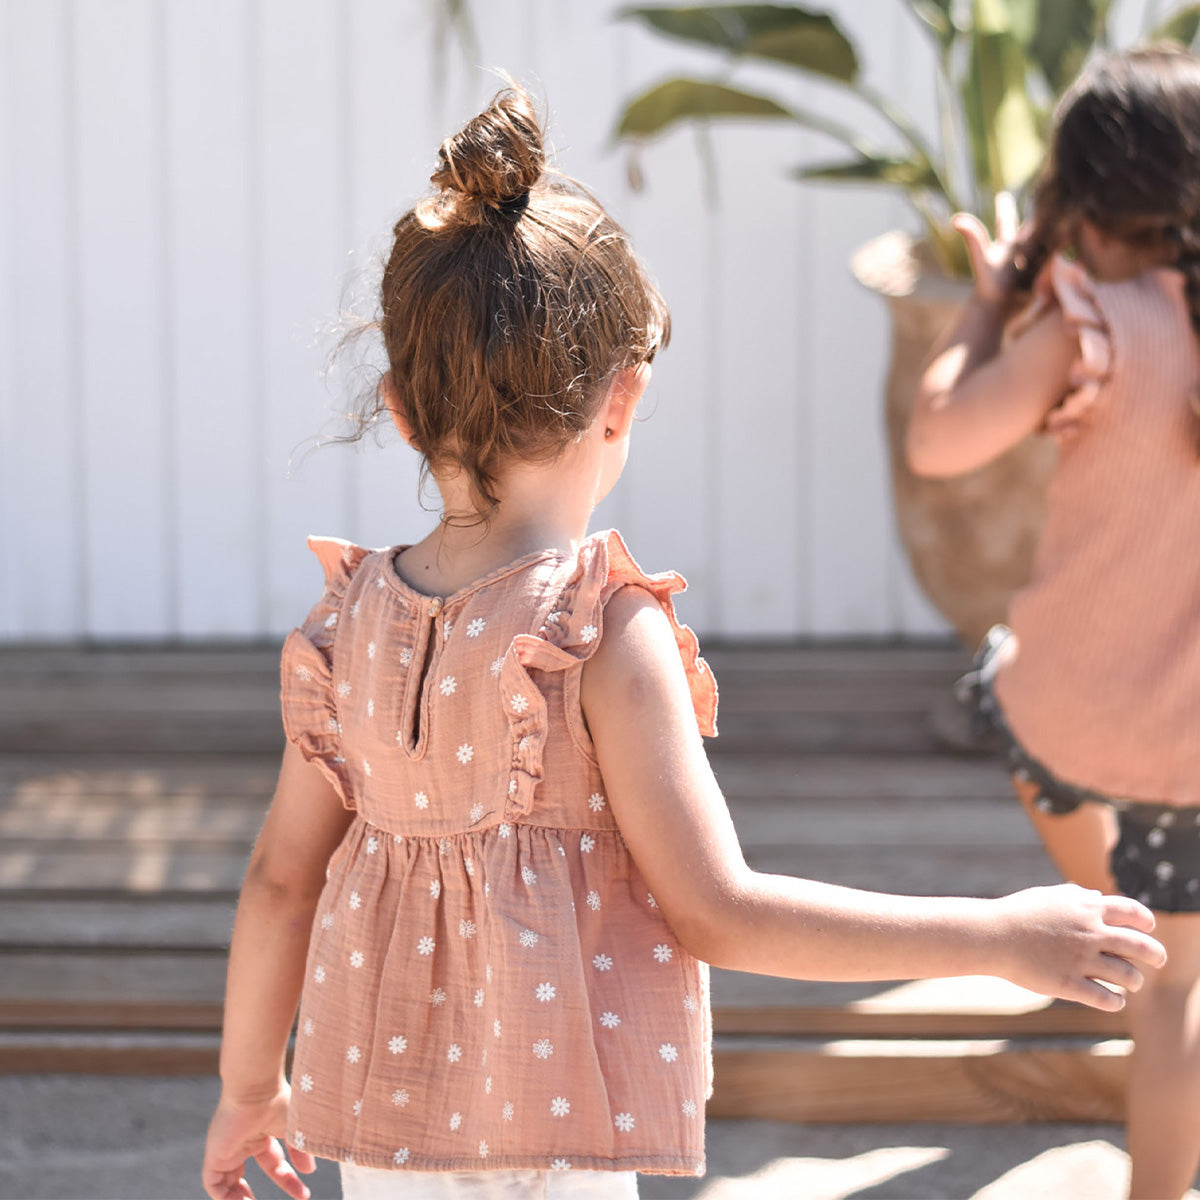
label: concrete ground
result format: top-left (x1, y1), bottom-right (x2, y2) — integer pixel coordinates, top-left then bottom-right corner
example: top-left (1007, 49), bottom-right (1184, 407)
top-left (1, 1075), bottom-right (1192, 1200)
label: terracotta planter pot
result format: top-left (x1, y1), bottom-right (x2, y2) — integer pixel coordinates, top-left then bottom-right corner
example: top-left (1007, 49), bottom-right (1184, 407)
top-left (853, 231), bottom-right (1056, 647)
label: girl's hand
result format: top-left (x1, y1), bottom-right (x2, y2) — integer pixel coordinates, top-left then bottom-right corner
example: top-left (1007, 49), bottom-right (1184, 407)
top-left (992, 884), bottom-right (1167, 1011)
top-left (952, 191), bottom-right (1023, 307)
top-left (202, 1086), bottom-right (315, 1200)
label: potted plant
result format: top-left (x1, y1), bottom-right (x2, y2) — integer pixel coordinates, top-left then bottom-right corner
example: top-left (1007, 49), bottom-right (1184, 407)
top-left (614, 1), bottom-right (1200, 645)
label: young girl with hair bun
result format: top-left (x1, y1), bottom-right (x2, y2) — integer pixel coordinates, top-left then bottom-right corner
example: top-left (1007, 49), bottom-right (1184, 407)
top-left (909, 44), bottom-right (1200, 1200)
top-left (202, 84), bottom-right (1163, 1200)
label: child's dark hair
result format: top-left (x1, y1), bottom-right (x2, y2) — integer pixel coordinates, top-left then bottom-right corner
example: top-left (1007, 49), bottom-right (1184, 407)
top-left (364, 84), bottom-right (669, 514)
top-left (1018, 45), bottom-right (1200, 334)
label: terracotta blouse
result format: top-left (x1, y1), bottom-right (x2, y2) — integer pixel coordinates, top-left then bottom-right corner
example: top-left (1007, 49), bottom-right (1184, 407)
top-left (281, 529), bottom-right (718, 1175)
top-left (996, 255), bottom-right (1200, 804)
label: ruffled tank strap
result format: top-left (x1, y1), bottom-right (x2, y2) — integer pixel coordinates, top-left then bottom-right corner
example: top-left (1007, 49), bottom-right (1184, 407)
top-left (279, 535), bottom-right (372, 806)
top-left (1016, 254), bottom-right (1113, 438)
top-left (498, 530), bottom-right (717, 818)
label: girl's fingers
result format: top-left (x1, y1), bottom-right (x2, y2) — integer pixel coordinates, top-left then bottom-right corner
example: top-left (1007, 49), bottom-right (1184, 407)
top-left (994, 190), bottom-right (1019, 244)
top-left (951, 213), bottom-right (992, 279)
top-left (1090, 952), bottom-right (1145, 995)
top-left (1064, 975), bottom-right (1127, 1012)
top-left (290, 1148), bottom-right (317, 1175)
top-left (1100, 894), bottom-right (1161, 937)
top-left (254, 1139), bottom-right (311, 1200)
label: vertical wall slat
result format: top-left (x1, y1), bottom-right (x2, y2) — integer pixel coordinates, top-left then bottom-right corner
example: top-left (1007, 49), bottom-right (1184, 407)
top-left (74, 0), bottom-right (171, 637)
top-left (258, 0), bottom-right (351, 631)
top-left (0, 0), bottom-right (14, 637)
top-left (165, 0), bottom-right (260, 637)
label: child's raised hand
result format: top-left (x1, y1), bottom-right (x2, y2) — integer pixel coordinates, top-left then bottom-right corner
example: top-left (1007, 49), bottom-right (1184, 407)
top-left (952, 191), bottom-right (1024, 307)
top-left (202, 1087), bottom-right (315, 1200)
top-left (991, 883), bottom-right (1166, 1011)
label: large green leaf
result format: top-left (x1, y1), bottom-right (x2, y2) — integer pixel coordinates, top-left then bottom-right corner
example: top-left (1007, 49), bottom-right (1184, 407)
top-left (615, 77), bottom-right (796, 140)
top-left (963, 24), bottom-right (1044, 201)
top-left (795, 154), bottom-right (941, 189)
top-left (904, 0), bottom-right (957, 46)
top-left (618, 5), bottom-right (859, 82)
top-left (974, 0), bottom-right (1037, 43)
top-left (1029, 0), bottom-right (1108, 92)
top-left (1152, 3), bottom-right (1200, 46)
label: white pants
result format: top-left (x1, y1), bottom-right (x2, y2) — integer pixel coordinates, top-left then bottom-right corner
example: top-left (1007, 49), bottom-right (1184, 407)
top-left (340, 1163), bottom-right (639, 1199)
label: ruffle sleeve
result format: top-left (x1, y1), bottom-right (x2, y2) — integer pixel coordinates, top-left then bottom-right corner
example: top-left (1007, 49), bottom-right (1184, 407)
top-left (1016, 254), bottom-right (1113, 438)
top-left (279, 536), bottom-right (371, 806)
top-left (498, 530), bottom-right (717, 818)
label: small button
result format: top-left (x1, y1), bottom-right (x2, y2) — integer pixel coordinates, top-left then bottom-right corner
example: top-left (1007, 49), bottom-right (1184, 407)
top-left (428, 597), bottom-right (443, 617)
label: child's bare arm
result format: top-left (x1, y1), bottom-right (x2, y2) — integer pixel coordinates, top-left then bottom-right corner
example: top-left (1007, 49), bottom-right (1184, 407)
top-left (202, 744), bottom-right (353, 1200)
top-left (581, 588), bottom-right (1166, 1011)
top-left (907, 202), bottom-right (1077, 478)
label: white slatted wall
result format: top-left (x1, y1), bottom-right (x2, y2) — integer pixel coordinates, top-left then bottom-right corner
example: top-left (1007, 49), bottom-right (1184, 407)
top-left (0, 0), bottom-right (969, 641)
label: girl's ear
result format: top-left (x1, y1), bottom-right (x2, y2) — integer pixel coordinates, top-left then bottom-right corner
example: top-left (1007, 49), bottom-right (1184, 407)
top-left (602, 361), bottom-right (652, 441)
top-left (381, 373), bottom-right (417, 446)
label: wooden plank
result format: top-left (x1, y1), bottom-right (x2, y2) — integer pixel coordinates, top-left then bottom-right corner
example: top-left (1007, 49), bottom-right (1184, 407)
top-left (0, 897), bottom-right (234, 949)
top-left (0, 1030), bottom-right (222, 1075)
top-left (709, 1037), bottom-right (1129, 1123)
top-left (0, 844), bottom-right (249, 892)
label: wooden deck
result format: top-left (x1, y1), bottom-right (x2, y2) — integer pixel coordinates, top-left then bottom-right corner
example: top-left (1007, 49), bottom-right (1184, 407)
top-left (0, 643), bottom-right (1130, 1122)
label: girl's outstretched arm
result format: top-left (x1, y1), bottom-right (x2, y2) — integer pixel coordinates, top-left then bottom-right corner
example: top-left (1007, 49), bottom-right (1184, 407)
top-left (581, 588), bottom-right (1166, 1011)
top-left (202, 744), bottom-right (354, 1200)
top-left (907, 201), bottom-right (1076, 478)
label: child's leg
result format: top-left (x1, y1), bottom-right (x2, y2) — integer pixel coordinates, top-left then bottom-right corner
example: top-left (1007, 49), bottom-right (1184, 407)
top-left (1125, 912), bottom-right (1200, 1200)
top-left (1012, 777), bottom-right (1117, 893)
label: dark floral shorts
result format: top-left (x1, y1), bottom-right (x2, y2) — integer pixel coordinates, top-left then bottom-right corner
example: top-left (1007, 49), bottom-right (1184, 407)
top-left (961, 625), bottom-right (1200, 913)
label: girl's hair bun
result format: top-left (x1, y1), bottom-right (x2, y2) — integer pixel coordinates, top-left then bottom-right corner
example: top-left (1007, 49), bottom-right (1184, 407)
top-left (431, 85), bottom-right (544, 214)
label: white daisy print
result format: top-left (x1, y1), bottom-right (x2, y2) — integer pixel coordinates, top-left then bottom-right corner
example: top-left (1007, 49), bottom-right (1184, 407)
top-left (417, 936), bottom-right (436, 955)
top-left (593, 954), bottom-right (613, 971)
top-left (509, 779), bottom-right (518, 794)
top-left (320, 913), bottom-right (334, 930)
top-left (535, 982), bottom-right (557, 1002)
top-left (614, 1113), bottom-right (635, 1133)
top-left (389, 1035), bottom-right (407, 1055)
top-left (532, 1038), bottom-right (554, 1060)
top-left (600, 1011), bottom-right (621, 1029)
top-left (486, 964), bottom-right (493, 982)
top-left (366, 836), bottom-right (379, 855)
top-left (580, 624), bottom-right (598, 643)
top-left (511, 693), bottom-right (529, 714)
top-left (313, 965), bottom-right (326, 983)
top-left (479, 1140), bottom-right (490, 1158)
top-left (294, 665), bottom-right (313, 682)
top-left (466, 858), bottom-right (475, 876)
top-left (490, 657), bottom-right (505, 676)
top-left (439, 838), bottom-right (452, 855)
top-left (349, 891), bottom-right (361, 910)
top-left (352, 1099), bottom-right (363, 1117)
top-left (456, 743), bottom-right (474, 764)
top-left (683, 994), bottom-right (699, 1014)
top-left (440, 675), bottom-right (457, 696)
top-left (474, 989), bottom-right (485, 1008)
top-left (327, 717), bottom-right (340, 733)
top-left (367, 641), bottom-right (375, 659)
top-left (659, 1043), bottom-right (678, 1063)
top-left (550, 1096), bottom-right (570, 1117)
top-left (302, 1018), bottom-right (314, 1037)
top-left (292, 1132), bottom-right (305, 1150)
top-left (366, 698), bottom-right (374, 717)
top-left (552, 1159), bottom-right (571, 1171)
top-left (494, 1019), bottom-right (503, 1038)
top-left (459, 919), bottom-right (477, 939)
top-left (415, 790), bottom-right (429, 810)
top-left (682, 1099), bottom-right (698, 1118)
top-left (519, 929), bottom-right (539, 948)
top-left (498, 823), bottom-right (512, 838)
top-left (393, 1148), bottom-right (410, 1165)
top-left (392, 1089), bottom-right (410, 1107)
top-left (443, 619), bottom-right (453, 639)
top-left (337, 680), bottom-right (352, 697)
top-left (324, 612), bottom-right (338, 629)
top-left (430, 988), bottom-right (447, 1007)
top-left (653, 943), bottom-right (674, 963)
top-left (586, 890), bottom-right (601, 911)
top-left (647, 892), bottom-right (658, 908)
top-left (430, 879), bottom-right (441, 899)
top-left (522, 866), bottom-right (538, 886)
top-left (448, 1043), bottom-right (463, 1063)
top-left (400, 647), bottom-right (413, 666)
top-left (580, 834), bottom-right (595, 853)
top-left (588, 792), bottom-right (606, 811)
top-left (349, 950), bottom-right (364, 969)
top-left (502, 1101), bottom-right (514, 1121)
top-left (467, 618), bottom-right (486, 638)
top-left (469, 803), bottom-right (484, 824)
top-left (346, 1045), bottom-right (361, 1064)
top-left (299, 1074), bottom-right (313, 1093)
top-left (449, 1112), bottom-right (462, 1131)
top-left (518, 735), bottom-right (531, 752)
